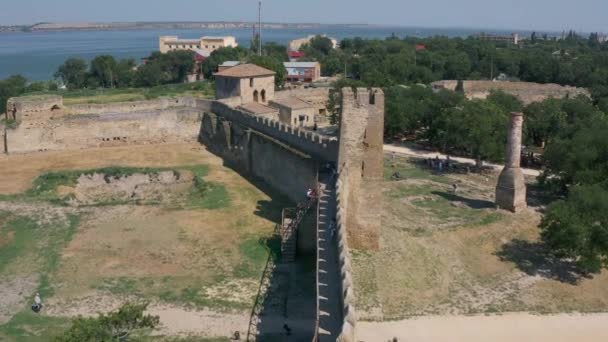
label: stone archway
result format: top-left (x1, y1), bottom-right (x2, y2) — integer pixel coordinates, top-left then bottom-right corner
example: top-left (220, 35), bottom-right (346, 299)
top-left (253, 90), bottom-right (259, 103)
top-left (261, 89), bottom-right (266, 103)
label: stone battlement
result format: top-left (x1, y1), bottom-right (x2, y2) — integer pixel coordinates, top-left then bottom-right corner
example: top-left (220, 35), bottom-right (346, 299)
top-left (208, 99), bottom-right (338, 162)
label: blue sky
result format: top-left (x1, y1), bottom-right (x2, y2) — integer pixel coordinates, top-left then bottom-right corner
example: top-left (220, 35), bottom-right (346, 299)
top-left (1, 0), bottom-right (607, 32)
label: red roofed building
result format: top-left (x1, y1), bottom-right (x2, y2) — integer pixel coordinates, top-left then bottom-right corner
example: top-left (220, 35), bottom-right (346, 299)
top-left (288, 51), bottom-right (305, 60)
top-left (415, 44), bottom-right (426, 51)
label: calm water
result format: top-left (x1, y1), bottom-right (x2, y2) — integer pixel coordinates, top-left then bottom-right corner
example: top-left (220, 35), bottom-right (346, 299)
top-left (0, 26), bottom-right (536, 80)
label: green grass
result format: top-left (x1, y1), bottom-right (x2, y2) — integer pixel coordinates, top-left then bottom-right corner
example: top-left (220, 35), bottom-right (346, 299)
top-left (24, 81), bottom-right (215, 105)
top-left (185, 176), bottom-right (230, 210)
top-left (233, 237), bottom-right (278, 279)
top-left (0, 215), bottom-right (39, 273)
top-left (384, 158), bottom-right (451, 184)
top-left (0, 311), bottom-right (70, 342)
top-left (0, 212), bottom-right (80, 341)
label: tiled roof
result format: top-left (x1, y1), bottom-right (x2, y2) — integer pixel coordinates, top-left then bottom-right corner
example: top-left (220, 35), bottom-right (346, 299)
top-left (214, 64), bottom-right (275, 78)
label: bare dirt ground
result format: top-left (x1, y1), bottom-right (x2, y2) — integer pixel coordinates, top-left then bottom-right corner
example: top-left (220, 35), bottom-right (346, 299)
top-left (353, 155), bottom-right (608, 321)
top-left (358, 312), bottom-right (608, 342)
top-left (0, 143), bottom-right (285, 340)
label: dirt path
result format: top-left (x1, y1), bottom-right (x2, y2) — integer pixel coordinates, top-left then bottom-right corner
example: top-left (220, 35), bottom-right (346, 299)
top-left (358, 313), bottom-right (608, 342)
top-left (383, 144), bottom-right (541, 177)
top-left (149, 305), bottom-right (249, 337)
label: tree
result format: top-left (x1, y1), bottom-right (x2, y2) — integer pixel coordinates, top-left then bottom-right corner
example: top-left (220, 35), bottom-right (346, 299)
top-left (443, 99), bottom-right (509, 163)
top-left (308, 35), bottom-right (334, 55)
top-left (54, 58), bottom-right (87, 89)
top-left (540, 113), bottom-right (608, 193)
top-left (89, 55), bottom-right (117, 88)
top-left (202, 46), bottom-right (249, 79)
top-left (385, 85), bottom-right (434, 136)
top-left (444, 52), bottom-right (471, 79)
top-left (541, 184), bottom-right (608, 273)
top-left (114, 59), bottom-right (136, 88)
top-left (56, 302), bottom-right (160, 342)
top-left (0, 75), bottom-right (27, 113)
top-left (523, 98), bottom-right (566, 147)
top-left (134, 62), bottom-right (165, 87)
top-left (248, 55), bottom-right (286, 88)
top-left (486, 90), bottom-right (523, 113)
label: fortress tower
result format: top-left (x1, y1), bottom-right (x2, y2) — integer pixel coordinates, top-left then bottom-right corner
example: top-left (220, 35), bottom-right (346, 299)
top-left (338, 88), bottom-right (384, 250)
top-left (495, 112), bottom-right (527, 212)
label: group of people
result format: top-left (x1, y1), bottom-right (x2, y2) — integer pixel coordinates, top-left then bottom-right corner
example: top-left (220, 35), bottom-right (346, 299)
top-left (427, 155), bottom-right (454, 172)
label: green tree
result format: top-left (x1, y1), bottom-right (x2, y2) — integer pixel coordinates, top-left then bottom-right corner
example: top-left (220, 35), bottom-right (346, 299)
top-left (384, 85), bottom-right (434, 136)
top-left (486, 90), bottom-right (523, 113)
top-left (90, 55), bottom-right (118, 88)
top-left (541, 184), bottom-right (608, 273)
top-left (56, 302), bottom-right (160, 342)
top-left (248, 55), bottom-right (286, 88)
top-left (114, 59), bottom-right (136, 88)
top-left (523, 98), bottom-right (567, 147)
top-left (134, 62), bottom-right (165, 87)
top-left (202, 46), bottom-right (249, 79)
top-left (0, 75), bottom-right (27, 113)
top-left (444, 52), bottom-right (471, 79)
top-left (308, 35), bottom-right (334, 55)
top-left (54, 58), bottom-right (88, 89)
top-left (443, 99), bottom-right (509, 164)
top-left (540, 113), bottom-right (608, 193)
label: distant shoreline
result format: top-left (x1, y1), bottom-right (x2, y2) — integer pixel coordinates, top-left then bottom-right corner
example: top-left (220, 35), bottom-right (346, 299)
top-left (0, 22), bottom-right (380, 34)
top-left (0, 21), bottom-right (564, 35)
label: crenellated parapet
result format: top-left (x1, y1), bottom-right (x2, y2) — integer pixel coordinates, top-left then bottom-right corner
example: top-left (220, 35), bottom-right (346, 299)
top-left (207, 100), bottom-right (338, 162)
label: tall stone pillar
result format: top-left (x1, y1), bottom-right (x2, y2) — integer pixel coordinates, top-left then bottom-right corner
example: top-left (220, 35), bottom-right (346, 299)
top-left (495, 112), bottom-right (527, 212)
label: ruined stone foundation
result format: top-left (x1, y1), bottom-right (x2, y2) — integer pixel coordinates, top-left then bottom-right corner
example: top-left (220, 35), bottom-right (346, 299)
top-left (496, 112), bottom-right (527, 212)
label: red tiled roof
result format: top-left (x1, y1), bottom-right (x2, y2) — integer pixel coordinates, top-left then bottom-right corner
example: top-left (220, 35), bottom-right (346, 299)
top-left (214, 63), bottom-right (275, 78)
top-left (289, 51), bottom-right (305, 58)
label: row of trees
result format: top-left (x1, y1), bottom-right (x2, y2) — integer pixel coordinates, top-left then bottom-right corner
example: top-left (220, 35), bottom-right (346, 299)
top-left (298, 33), bottom-right (608, 110)
top-left (55, 50), bottom-right (197, 89)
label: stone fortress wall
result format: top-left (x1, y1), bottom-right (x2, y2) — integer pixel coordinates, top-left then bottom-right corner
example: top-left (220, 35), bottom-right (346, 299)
top-left (3, 96), bottom-right (204, 154)
top-left (432, 80), bottom-right (590, 105)
top-left (332, 88), bottom-right (384, 342)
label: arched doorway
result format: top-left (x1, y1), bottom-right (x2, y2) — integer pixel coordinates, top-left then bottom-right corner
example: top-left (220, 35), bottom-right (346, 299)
top-left (253, 90), bottom-right (259, 103)
top-left (261, 89), bottom-right (266, 103)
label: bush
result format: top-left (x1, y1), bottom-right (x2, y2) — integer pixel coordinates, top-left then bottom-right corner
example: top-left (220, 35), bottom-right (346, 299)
top-left (55, 302), bottom-right (159, 342)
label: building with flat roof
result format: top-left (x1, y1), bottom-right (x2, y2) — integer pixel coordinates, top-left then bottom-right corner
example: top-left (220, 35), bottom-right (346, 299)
top-left (237, 102), bottom-right (280, 119)
top-left (475, 33), bottom-right (519, 45)
top-left (269, 97), bottom-right (316, 128)
top-left (284, 62), bottom-right (321, 83)
top-left (214, 64), bottom-right (276, 105)
top-left (159, 36), bottom-right (238, 55)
